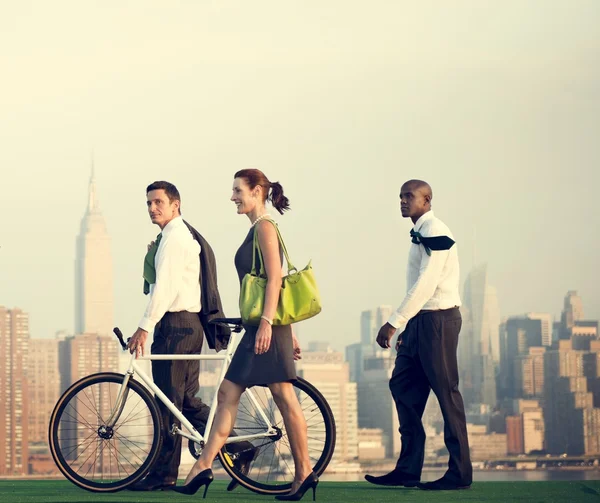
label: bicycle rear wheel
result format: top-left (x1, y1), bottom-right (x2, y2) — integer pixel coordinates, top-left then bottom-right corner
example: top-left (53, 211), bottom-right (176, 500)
top-left (48, 372), bottom-right (162, 492)
top-left (217, 377), bottom-right (336, 495)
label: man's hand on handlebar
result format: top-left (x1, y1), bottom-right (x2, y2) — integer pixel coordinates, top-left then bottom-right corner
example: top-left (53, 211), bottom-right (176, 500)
top-left (127, 328), bottom-right (148, 358)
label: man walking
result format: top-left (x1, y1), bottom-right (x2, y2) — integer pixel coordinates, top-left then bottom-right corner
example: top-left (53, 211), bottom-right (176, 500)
top-left (365, 179), bottom-right (472, 491)
top-left (128, 181), bottom-right (253, 491)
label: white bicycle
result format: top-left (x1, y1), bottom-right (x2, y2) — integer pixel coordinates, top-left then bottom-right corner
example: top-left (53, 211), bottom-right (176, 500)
top-left (48, 318), bottom-right (336, 494)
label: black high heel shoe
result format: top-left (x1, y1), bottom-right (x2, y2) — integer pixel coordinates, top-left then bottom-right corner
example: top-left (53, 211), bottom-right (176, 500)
top-left (172, 469), bottom-right (214, 498)
top-left (275, 472), bottom-right (319, 501)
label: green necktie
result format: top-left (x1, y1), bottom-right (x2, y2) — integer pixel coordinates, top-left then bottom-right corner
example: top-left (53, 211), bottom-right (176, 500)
top-left (143, 233), bottom-right (162, 295)
top-left (410, 229), bottom-right (455, 256)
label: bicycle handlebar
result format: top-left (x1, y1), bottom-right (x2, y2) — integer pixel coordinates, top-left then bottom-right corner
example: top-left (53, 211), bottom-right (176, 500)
top-left (209, 317), bottom-right (244, 332)
top-left (113, 319), bottom-right (243, 350)
top-left (113, 327), bottom-right (128, 350)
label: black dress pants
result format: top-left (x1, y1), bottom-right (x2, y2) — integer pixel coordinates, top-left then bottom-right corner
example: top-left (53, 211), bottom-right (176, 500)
top-left (148, 311), bottom-right (210, 481)
top-left (389, 308), bottom-right (472, 485)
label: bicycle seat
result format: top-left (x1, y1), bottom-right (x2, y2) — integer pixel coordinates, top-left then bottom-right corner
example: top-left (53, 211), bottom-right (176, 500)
top-left (210, 318), bottom-right (243, 332)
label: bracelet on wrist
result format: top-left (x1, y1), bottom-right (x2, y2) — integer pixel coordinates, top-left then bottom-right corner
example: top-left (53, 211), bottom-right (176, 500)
top-left (260, 315), bottom-right (273, 326)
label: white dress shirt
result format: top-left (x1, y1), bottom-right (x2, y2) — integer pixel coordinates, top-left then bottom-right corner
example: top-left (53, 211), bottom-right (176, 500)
top-left (138, 216), bottom-right (201, 332)
top-left (387, 210), bottom-right (461, 333)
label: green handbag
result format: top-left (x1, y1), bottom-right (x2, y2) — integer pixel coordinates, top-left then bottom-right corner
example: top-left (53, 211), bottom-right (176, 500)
top-left (239, 220), bottom-right (322, 326)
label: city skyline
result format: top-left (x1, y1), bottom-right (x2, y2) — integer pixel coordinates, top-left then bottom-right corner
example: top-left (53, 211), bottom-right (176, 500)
top-left (1, 2), bottom-right (599, 351)
top-left (2, 287), bottom-right (599, 477)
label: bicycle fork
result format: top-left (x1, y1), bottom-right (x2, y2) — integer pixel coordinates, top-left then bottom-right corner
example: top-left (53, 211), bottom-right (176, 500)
top-left (104, 370), bottom-right (134, 429)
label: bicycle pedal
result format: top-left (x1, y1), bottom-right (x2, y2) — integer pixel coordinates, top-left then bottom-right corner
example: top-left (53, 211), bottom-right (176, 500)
top-left (222, 452), bottom-right (234, 467)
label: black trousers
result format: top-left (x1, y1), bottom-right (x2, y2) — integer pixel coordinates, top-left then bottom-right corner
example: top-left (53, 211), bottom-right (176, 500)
top-left (389, 307), bottom-right (472, 485)
top-left (149, 311), bottom-right (210, 481)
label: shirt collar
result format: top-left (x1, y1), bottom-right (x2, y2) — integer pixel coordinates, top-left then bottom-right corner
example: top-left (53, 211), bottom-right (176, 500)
top-left (413, 210), bottom-right (435, 232)
top-left (161, 215), bottom-right (184, 237)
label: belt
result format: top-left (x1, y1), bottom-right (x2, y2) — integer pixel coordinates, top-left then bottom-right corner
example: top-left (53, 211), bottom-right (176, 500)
top-left (416, 306), bottom-right (459, 316)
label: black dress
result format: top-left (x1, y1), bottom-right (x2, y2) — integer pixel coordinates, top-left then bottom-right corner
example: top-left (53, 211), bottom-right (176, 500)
top-left (225, 226), bottom-right (296, 387)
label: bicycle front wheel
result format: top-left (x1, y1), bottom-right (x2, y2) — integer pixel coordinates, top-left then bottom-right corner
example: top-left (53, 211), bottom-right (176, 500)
top-left (49, 372), bottom-right (162, 492)
top-left (218, 376), bottom-right (336, 495)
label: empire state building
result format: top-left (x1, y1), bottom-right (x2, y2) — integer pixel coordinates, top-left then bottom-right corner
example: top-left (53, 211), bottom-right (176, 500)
top-left (74, 167), bottom-right (114, 336)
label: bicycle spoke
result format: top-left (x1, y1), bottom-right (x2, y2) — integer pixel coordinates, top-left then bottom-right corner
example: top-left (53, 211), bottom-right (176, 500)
top-left (279, 435), bottom-right (292, 454)
top-left (61, 430), bottom-right (98, 461)
top-left (108, 435), bottom-right (113, 481)
top-left (114, 412), bottom-right (154, 431)
top-left (113, 432), bottom-right (152, 460)
top-left (274, 438), bottom-right (294, 481)
top-left (236, 404), bottom-right (257, 420)
top-left (64, 403), bottom-right (98, 431)
top-left (79, 439), bottom-right (103, 477)
top-left (113, 395), bottom-right (146, 429)
top-left (92, 438), bottom-right (99, 482)
top-left (88, 385), bottom-right (102, 424)
top-left (108, 437), bottom-right (138, 476)
top-left (304, 410), bottom-right (325, 424)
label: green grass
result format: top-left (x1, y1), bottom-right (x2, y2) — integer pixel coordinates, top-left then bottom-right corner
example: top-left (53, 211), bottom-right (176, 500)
top-left (1, 480), bottom-right (600, 503)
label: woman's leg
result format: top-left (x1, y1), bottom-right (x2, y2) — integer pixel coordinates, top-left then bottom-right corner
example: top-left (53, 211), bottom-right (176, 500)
top-left (269, 381), bottom-right (312, 492)
top-left (183, 379), bottom-right (245, 484)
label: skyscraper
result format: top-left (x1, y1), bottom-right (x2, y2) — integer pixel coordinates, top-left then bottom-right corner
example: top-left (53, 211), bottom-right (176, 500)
top-left (345, 342), bottom-right (363, 383)
top-left (348, 306), bottom-right (398, 457)
top-left (560, 291), bottom-right (584, 340)
top-left (0, 307), bottom-right (30, 476)
top-left (357, 352), bottom-right (400, 458)
top-left (514, 346), bottom-right (546, 399)
top-left (460, 264), bottom-right (500, 408)
top-left (59, 333), bottom-right (119, 391)
top-left (544, 339), bottom-right (600, 455)
top-left (527, 313), bottom-right (553, 347)
top-left (571, 321), bottom-right (599, 350)
top-left (28, 338), bottom-right (60, 445)
top-left (347, 306), bottom-right (393, 382)
top-left (499, 314), bottom-right (550, 400)
top-left (505, 399), bottom-right (545, 455)
top-left (75, 166), bottom-right (114, 336)
top-left (360, 306), bottom-right (393, 347)
top-left (297, 345), bottom-right (358, 463)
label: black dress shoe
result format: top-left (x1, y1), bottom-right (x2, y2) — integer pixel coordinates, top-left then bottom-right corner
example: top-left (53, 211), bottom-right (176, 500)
top-left (364, 469), bottom-right (420, 487)
top-left (227, 447), bottom-right (259, 491)
top-left (128, 475), bottom-right (176, 491)
top-left (418, 477), bottom-right (471, 490)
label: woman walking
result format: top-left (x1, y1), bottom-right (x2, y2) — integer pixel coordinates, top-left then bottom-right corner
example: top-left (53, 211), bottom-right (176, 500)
top-left (174, 169), bottom-right (317, 501)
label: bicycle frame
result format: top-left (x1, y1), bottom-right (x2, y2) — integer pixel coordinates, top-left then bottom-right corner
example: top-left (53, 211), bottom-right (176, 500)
top-left (109, 330), bottom-right (278, 453)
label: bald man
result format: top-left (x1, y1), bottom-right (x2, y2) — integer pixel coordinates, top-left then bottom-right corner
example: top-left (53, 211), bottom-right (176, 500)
top-left (364, 180), bottom-right (472, 491)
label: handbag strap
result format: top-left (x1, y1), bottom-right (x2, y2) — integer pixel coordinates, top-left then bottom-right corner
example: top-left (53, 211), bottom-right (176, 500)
top-left (250, 219), bottom-right (296, 277)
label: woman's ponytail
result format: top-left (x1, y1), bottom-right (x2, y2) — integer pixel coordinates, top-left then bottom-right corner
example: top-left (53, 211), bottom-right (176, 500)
top-left (268, 181), bottom-right (291, 214)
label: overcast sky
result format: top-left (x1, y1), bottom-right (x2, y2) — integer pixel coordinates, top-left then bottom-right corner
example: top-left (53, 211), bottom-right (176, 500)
top-left (1, 1), bottom-right (599, 350)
